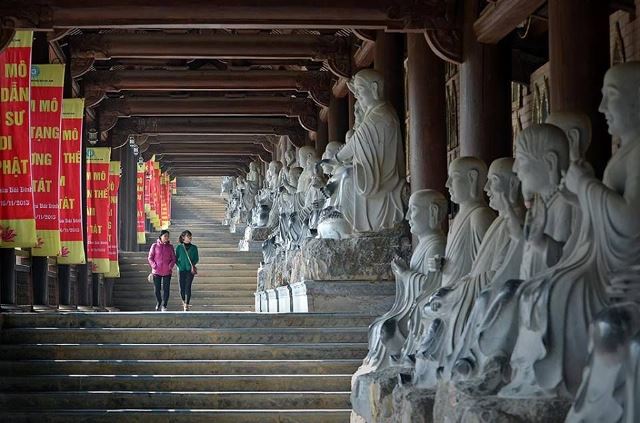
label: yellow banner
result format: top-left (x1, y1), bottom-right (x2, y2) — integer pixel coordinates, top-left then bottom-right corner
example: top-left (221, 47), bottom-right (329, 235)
top-left (9, 31), bottom-right (33, 49)
top-left (104, 161), bottom-right (121, 278)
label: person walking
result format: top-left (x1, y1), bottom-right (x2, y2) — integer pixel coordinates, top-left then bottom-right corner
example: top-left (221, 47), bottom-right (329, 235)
top-left (175, 230), bottom-right (199, 311)
top-left (148, 230), bottom-right (176, 311)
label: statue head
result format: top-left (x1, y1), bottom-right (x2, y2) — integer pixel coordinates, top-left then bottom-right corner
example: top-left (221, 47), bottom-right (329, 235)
top-left (546, 112), bottom-right (592, 161)
top-left (485, 158), bottom-right (521, 213)
top-left (284, 144), bottom-right (296, 167)
top-left (513, 124), bottom-right (569, 202)
top-left (354, 100), bottom-right (364, 127)
top-left (267, 160), bottom-right (281, 176)
top-left (406, 189), bottom-right (447, 237)
top-left (446, 157), bottom-right (488, 205)
top-left (297, 146), bottom-right (316, 169)
top-left (599, 62), bottom-right (640, 142)
top-left (288, 166), bottom-right (303, 186)
top-left (321, 141), bottom-right (344, 174)
top-left (348, 69), bottom-right (385, 110)
top-left (249, 161), bottom-right (258, 173)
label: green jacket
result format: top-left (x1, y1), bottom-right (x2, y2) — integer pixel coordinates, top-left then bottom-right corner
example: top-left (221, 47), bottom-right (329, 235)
top-left (175, 243), bottom-right (199, 272)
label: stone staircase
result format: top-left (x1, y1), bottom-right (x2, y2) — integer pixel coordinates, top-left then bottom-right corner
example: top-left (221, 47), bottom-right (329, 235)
top-left (0, 311), bottom-right (371, 422)
top-left (0, 177), bottom-right (373, 422)
top-left (113, 177), bottom-right (259, 312)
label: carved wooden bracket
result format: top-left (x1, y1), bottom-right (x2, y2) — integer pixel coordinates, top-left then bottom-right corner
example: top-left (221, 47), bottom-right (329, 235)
top-left (323, 36), bottom-right (352, 79)
top-left (70, 57), bottom-right (95, 79)
top-left (424, 0), bottom-right (462, 64)
top-left (0, 28), bottom-right (15, 55)
top-left (300, 71), bottom-right (332, 108)
top-left (84, 88), bottom-right (106, 109)
top-left (291, 99), bottom-right (319, 132)
top-left (98, 110), bottom-right (122, 138)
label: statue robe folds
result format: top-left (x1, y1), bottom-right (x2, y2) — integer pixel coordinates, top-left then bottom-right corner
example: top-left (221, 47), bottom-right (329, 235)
top-left (503, 142), bottom-right (640, 398)
top-left (340, 103), bottom-right (405, 233)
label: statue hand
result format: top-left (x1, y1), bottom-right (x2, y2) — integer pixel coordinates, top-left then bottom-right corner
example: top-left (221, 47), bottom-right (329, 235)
top-left (564, 160), bottom-right (591, 193)
top-left (427, 255), bottom-right (445, 273)
top-left (525, 197), bottom-right (547, 243)
top-left (391, 256), bottom-right (409, 276)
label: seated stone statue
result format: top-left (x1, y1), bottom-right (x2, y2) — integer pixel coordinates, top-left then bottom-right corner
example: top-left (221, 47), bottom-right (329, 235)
top-left (333, 69), bottom-right (405, 233)
top-left (451, 124), bottom-right (573, 396)
top-left (317, 141), bottom-right (354, 240)
top-left (350, 189), bottom-right (447, 422)
top-left (499, 63), bottom-right (640, 399)
top-left (412, 157), bottom-right (524, 389)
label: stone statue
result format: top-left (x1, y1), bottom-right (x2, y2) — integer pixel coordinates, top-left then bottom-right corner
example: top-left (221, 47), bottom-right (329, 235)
top-left (332, 69), bottom-right (405, 233)
top-left (438, 156), bottom-right (496, 287)
top-left (351, 189), bottom-right (447, 422)
top-left (498, 63), bottom-right (640, 399)
top-left (412, 157), bottom-right (524, 389)
top-left (363, 189), bottom-right (448, 371)
top-left (220, 176), bottom-right (235, 198)
top-left (317, 141), bottom-right (354, 240)
top-left (451, 124), bottom-right (573, 396)
top-left (265, 160), bottom-right (283, 191)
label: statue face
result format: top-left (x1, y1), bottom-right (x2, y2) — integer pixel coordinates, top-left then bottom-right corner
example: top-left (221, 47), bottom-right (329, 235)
top-left (353, 78), bottom-right (376, 110)
top-left (407, 198), bottom-right (430, 236)
top-left (446, 169), bottom-right (471, 204)
top-left (599, 69), bottom-right (640, 138)
top-left (513, 151), bottom-right (548, 201)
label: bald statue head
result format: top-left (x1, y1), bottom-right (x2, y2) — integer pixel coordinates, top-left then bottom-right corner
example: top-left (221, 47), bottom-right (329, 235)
top-left (514, 123), bottom-right (569, 202)
top-left (446, 157), bottom-right (488, 205)
top-left (321, 141), bottom-right (344, 175)
top-left (599, 62), bottom-right (640, 143)
top-left (485, 158), bottom-right (522, 213)
top-left (546, 112), bottom-right (592, 161)
top-left (406, 189), bottom-right (448, 237)
top-left (288, 166), bottom-right (303, 186)
top-left (297, 146), bottom-right (317, 169)
top-left (348, 69), bottom-right (385, 110)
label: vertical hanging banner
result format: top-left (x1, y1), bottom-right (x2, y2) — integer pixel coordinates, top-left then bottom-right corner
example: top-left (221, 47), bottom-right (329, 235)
top-left (160, 172), bottom-right (169, 229)
top-left (86, 147), bottom-right (111, 273)
top-left (151, 161), bottom-right (161, 230)
top-left (104, 161), bottom-right (121, 278)
top-left (0, 31), bottom-right (36, 248)
top-left (30, 64), bottom-right (65, 256)
top-left (170, 178), bottom-right (177, 195)
top-left (136, 161), bottom-right (146, 244)
top-left (58, 98), bottom-right (85, 264)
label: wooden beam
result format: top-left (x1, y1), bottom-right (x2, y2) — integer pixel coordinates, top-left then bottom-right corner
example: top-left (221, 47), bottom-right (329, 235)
top-left (474, 0), bottom-right (546, 44)
top-left (1, 0), bottom-right (452, 32)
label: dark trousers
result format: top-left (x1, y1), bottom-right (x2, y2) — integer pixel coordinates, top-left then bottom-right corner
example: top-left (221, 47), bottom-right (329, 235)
top-left (153, 275), bottom-right (171, 307)
top-left (179, 271), bottom-right (194, 304)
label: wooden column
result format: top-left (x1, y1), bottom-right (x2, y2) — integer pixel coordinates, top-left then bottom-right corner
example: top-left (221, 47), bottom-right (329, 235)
top-left (0, 249), bottom-right (17, 306)
top-left (76, 113), bottom-right (92, 307)
top-left (328, 92), bottom-right (349, 143)
top-left (316, 111), bottom-right (329, 155)
top-left (459, 0), bottom-right (512, 163)
top-left (549, 0), bottom-right (610, 177)
top-left (407, 34), bottom-right (448, 194)
top-left (118, 146), bottom-right (138, 251)
top-left (374, 31), bottom-right (406, 132)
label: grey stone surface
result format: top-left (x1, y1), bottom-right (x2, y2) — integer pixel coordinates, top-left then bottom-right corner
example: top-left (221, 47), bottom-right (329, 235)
top-left (291, 280), bottom-right (395, 314)
top-left (391, 384), bottom-right (435, 423)
top-left (266, 289), bottom-right (279, 313)
top-left (350, 367), bottom-right (403, 423)
top-left (276, 285), bottom-right (293, 313)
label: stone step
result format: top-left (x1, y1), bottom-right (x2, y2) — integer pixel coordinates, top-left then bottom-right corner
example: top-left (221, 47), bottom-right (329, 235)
top-left (1, 327), bottom-right (368, 344)
top-left (114, 289), bottom-right (256, 297)
top-left (0, 343), bottom-right (368, 360)
top-left (118, 271), bottom-right (258, 278)
top-left (116, 305), bottom-right (255, 312)
top-left (0, 409), bottom-right (350, 422)
top-left (0, 374), bottom-right (352, 392)
top-left (0, 312), bottom-right (374, 329)
top-left (112, 298), bottom-right (256, 307)
top-left (121, 257), bottom-right (261, 264)
top-left (115, 283), bottom-right (256, 291)
top-left (0, 359), bottom-right (361, 376)
top-left (0, 391), bottom-right (350, 410)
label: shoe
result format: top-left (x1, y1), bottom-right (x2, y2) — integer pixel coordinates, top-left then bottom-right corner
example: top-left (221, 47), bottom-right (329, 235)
top-left (161, 306), bottom-right (167, 312)
top-left (155, 304), bottom-right (161, 311)
top-left (187, 304), bottom-right (192, 311)
top-left (183, 303), bottom-right (188, 312)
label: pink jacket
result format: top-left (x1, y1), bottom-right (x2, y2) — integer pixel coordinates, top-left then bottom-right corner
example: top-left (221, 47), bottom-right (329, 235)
top-left (148, 240), bottom-right (177, 276)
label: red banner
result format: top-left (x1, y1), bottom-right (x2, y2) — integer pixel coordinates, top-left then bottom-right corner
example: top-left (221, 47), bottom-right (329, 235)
top-left (58, 98), bottom-right (85, 264)
top-left (105, 161), bottom-right (120, 278)
top-left (30, 64), bottom-right (65, 256)
top-left (86, 147), bottom-right (111, 273)
top-left (136, 161), bottom-right (146, 244)
top-left (0, 31), bottom-right (36, 248)
top-left (160, 172), bottom-right (169, 229)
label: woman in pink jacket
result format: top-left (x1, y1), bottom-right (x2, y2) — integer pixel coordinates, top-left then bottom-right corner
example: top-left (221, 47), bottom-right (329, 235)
top-left (148, 230), bottom-right (177, 311)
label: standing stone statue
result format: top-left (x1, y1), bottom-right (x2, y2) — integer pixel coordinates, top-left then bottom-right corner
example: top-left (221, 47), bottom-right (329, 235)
top-left (451, 124), bottom-right (573, 396)
top-left (500, 63), bottom-right (640, 400)
top-left (412, 157), bottom-right (524, 389)
top-left (332, 69), bottom-right (405, 233)
top-left (351, 189), bottom-right (447, 423)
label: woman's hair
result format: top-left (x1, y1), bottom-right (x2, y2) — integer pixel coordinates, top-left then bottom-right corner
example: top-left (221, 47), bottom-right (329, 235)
top-left (179, 230), bottom-right (192, 244)
top-left (158, 229), bottom-right (170, 240)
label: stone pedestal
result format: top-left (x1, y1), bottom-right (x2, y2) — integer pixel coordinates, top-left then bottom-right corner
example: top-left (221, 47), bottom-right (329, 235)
top-left (433, 381), bottom-right (571, 423)
top-left (351, 367), bottom-right (412, 423)
top-left (229, 221), bottom-right (246, 234)
top-left (259, 290), bottom-right (269, 312)
top-left (390, 385), bottom-right (435, 423)
top-left (266, 289), bottom-right (279, 312)
top-left (257, 263), bottom-right (271, 292)
top-left (276, 285), bottom-right (292, 312)
top-left (254, 292), bottom-right (261, 312)
top-left (238, 226), bottom-right (272, 251)
top-left (291, 280), bottom-right (395, 313)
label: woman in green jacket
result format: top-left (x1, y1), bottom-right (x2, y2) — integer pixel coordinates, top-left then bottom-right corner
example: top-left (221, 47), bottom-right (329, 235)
top-left (175, 230), bottom-right (199, 311)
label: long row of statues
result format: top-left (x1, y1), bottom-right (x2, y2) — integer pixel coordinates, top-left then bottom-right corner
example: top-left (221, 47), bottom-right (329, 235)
top-left (224, 62), bottom-right (640, 422)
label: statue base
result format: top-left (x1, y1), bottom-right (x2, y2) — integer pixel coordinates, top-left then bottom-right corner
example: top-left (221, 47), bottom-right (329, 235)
top-left (266, 288), bottom-right (279, 312)
top-left (276, 285), bottom-right (293, 312)
top-left (254, 292), bottom-right (261, 312)
top-left (290, 280), bottom-right (394, 313)
top-left (391, 384), bottom-right (436, 423)
top-left (434, 381), bottom-right (571, 423)
top-left (351, 367), bottom-right (413, 423)
top-left (259, 291), bottom-right (269, 312)
top-left (229, 221), bottom-right (246, 234)
top-left (238, 226), bottom-right (272, 251)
